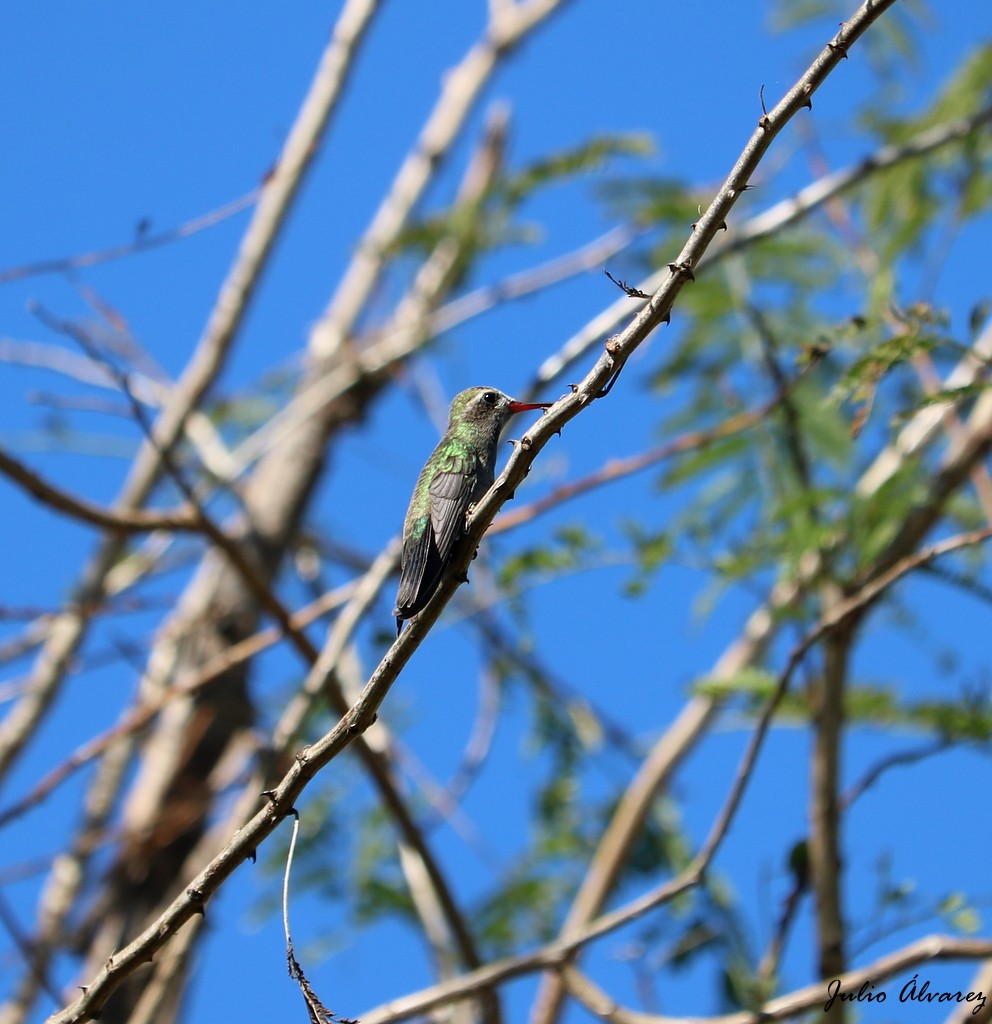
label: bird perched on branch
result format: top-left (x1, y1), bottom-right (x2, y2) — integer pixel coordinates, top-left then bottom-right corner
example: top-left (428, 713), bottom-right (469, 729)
top-left (393, 386), bottom-right (551, 633)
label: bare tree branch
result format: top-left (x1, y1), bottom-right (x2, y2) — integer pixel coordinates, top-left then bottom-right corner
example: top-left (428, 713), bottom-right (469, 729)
top-left (526, 3), bottom-right (908, 1018)
top-left (0, 447), bottom-right (200, 534)
top-left (308, 0), bottom-right (575, 362)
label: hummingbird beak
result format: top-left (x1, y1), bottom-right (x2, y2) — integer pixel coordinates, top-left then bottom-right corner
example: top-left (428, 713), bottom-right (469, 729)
top-left (508, 400), bottom-right (552, 413)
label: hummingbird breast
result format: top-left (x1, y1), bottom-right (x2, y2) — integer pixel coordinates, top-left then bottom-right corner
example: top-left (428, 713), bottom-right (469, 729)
top-left (393, 436), bottom-right (494, 622)
top-left (394, 384), bottom-right (535, 631)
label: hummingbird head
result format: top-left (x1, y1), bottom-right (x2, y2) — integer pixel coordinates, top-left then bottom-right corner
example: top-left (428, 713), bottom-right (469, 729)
top-left (448, 386), bottom-right (551, 434)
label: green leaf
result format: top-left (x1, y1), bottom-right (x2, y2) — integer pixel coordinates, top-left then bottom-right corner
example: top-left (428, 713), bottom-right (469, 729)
top-left (500, 133), bottom-right (655, 206)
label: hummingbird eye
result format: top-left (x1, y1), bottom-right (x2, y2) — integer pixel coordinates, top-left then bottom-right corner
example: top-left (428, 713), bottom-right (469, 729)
top-left (481, 390), bottom-right (498, 406)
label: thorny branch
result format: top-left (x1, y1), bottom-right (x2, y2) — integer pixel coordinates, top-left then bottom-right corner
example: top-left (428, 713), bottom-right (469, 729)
top-left (530, 100), bottom-right (992, 394)
top-left (39, 4), bottom-right (924, 1022)
top-left (34, 8), bottom-right (574, 1021)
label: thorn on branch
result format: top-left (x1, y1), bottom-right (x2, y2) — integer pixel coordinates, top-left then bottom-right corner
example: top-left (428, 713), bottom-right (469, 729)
top-left (346, 708), bottom-right (374, 734)
top-left (261, 789), bottom-right (295, 819)
top-left (593, 336), bottom-right (627, 398)
top-left (604, 269), bottom-right (650, 299)
top-left (801, 84), bottom-right (813, 110)
top-left (668, 259), bottom-right (695, 283)
top-left (187, 887), bottom-right (206, 915)
top-left (828, 25), bottom-right (849, 58)
top-left (758, 84), bottom-right (771, 128)
top-left (596, 370), bottom-right (623, 398)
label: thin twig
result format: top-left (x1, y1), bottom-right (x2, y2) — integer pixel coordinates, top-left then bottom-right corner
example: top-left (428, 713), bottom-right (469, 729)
top-left (0, 581), bottom-right (359, 831)
top-left (35, 304), bottom-right (322, 668)
top-left (843, 739), bottom-right (951, 812)
top-left (0, 190), bottom-right (259, 285)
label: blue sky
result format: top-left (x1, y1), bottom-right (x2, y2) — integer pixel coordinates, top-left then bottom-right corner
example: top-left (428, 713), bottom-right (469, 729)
top-left (1, 2), bottom-right (990, 1023)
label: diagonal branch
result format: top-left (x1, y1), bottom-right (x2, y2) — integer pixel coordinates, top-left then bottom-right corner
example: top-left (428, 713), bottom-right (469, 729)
top-left (530, 101), bottom-right (992, 394)
top-left (42, 5), bottom-right (909, 1023)
top-left (0, 447), bottom-right (200, 535)
top-left (0, 190), bottom-right (259, 285)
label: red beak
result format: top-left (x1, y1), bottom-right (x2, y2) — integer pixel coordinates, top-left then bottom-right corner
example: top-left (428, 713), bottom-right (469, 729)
top-left (508, 400), bottom-right (552, 413)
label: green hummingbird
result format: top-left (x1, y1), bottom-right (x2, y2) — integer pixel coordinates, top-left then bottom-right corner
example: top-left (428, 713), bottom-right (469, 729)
top-left (394, 386), bottom-right (551, 633)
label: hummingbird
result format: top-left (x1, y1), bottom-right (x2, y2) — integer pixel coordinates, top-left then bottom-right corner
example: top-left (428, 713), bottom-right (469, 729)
top-left (394, 386), bottom-right (551, 633)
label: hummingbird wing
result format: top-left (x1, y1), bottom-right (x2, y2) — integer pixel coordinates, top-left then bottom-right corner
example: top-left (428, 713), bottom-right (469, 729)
top-left (395, 447), bottom-right (477, 620)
